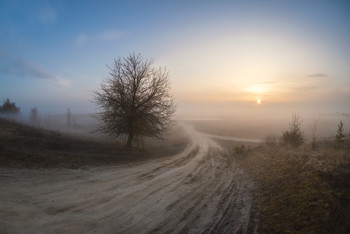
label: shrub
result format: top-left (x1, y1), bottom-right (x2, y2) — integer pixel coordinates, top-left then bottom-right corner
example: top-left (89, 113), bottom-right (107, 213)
top-left (336, 120), bottom-right (345, 144)
top-left (281, 114), bottom-right (305, 147)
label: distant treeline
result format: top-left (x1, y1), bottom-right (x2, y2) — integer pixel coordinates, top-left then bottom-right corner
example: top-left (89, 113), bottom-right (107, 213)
top-left (0, 98), bottom-right (20, 114)
top-left (0, 98), bottom-right (96, 132)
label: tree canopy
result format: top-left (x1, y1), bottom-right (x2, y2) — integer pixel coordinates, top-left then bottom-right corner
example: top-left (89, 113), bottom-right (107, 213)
top-left (0, 98), bottom-right (20, 114)
top-left (94, 53), bottom-right (176, 148)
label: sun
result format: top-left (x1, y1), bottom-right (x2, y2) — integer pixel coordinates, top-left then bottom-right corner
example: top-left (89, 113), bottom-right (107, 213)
top-left (257, 98), bottom-right (261, 104)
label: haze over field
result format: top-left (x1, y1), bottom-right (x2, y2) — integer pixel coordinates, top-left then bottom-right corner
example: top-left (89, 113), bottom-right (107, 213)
top-left (1, 1), bottom-right (350, 233)
top-left (1, 0), bottom-right (349, 119)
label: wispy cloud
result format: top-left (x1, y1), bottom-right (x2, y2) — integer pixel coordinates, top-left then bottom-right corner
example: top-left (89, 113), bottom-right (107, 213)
top-left (0, 56), bottom-right (68, 86)
top-left (99, 30), bottom-right (124, 41)
top-left (290, 85), bottom-right (317, 91)
top-left (251, 81), bottom-right (277, 85)
top-left (75, 33), bottom-right (88, 47)
top-left (307, 73), bottom-right (328, 78)
top-left (74, 30), bottom-right (124, 46)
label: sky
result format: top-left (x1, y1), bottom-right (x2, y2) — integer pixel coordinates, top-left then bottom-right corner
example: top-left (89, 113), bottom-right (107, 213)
top-left (1, 0), bottom-right (350, 118)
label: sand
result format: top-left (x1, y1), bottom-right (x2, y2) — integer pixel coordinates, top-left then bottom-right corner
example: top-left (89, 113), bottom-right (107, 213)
top-left (0, 124), bottom-right (254, 234)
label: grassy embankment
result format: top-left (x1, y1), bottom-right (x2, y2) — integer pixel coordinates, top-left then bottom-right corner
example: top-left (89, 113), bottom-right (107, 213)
top-left (234, 140), bottom-right (350, 233)
top-left (0, 118), bottom-right (186, 169)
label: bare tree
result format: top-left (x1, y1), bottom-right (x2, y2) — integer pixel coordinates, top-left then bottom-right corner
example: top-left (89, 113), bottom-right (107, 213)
top-left (30, 107), bottom-right (40, 127)
top-left (94, 53), bottom-right (176, 148)
top-left (66, 108), bottom-right (72, 128)
top-left (310, 118), bottom-right (319, 149)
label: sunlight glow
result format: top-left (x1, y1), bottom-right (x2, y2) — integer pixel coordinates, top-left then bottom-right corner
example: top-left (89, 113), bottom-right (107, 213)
top-left (257, 99), bottom-right (261, 104)
top-left (246, 85), bottom-right (265, 94)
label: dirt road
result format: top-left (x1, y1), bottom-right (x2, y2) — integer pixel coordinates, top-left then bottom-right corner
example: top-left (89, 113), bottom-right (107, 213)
top-left (0, 124), bottom-right (254, 234)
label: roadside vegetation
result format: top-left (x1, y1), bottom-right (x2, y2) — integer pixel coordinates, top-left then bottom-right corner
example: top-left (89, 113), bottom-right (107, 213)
top-left (236, 116), bottom-right (350, 233)
top-left (0, 118), bottom-right (186, 169)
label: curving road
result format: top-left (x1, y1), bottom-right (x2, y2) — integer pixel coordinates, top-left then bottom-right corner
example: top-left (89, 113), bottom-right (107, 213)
top-left (0, 124), bottom-right (254, 234)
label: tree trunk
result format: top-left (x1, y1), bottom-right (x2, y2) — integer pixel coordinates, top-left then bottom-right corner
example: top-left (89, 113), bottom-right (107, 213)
top-left (126, 131), bottom-right (134, 149)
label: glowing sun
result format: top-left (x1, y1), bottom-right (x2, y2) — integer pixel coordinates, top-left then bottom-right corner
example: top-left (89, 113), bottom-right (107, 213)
top-left (257, 99), bottom-right (261, 104)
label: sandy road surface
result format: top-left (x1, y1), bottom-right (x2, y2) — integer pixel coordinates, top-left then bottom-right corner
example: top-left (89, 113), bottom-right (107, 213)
top-left (0, 124), bottom-right (254, 234)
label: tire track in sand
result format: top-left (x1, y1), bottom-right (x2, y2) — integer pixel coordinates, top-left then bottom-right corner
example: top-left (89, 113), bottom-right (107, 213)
top-left (0, 123), bottom-right (254, 234)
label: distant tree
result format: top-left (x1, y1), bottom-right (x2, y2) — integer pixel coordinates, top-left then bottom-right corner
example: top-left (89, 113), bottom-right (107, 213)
top-left (0, 98), bottom-right (20, 114)
top-left (281, 114), bottom-right (305, 147)
top-left (94, 53), bottom-right (176, 148)
top-left (310, 118), bottom-right (319, 149)
top-left (336, 120), bottom-right (345, 144)
top-left (66, 108), bottom-right (72, 127)
top-left (30, 108), bottom-right (40, 127)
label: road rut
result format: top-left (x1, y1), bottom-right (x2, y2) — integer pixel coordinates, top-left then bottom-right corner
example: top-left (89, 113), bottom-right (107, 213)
top-left (0, 124), bottom-right (254, 233)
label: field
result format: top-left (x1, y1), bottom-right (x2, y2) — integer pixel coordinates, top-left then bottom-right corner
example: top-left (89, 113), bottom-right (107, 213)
top-left (237, 142), bottom-right (350, 233)
top-left (0, 118), bottom-right (187, 168)
top-left (191, 118), bottom-right (350, 233)
top-left (1, 117), bottom-right (350, 233)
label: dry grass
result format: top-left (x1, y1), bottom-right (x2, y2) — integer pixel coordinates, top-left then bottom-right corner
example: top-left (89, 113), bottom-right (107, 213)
top-left (237, 141), bottom-right (350, 233)
top-left (0, 118), bottom-right (187, 169)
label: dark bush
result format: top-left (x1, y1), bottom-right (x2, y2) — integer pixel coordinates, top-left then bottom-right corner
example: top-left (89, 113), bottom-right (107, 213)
top-left (0, 98), bottom-right (20, 114)
top-left (281, 114), bottom-right (305, 147)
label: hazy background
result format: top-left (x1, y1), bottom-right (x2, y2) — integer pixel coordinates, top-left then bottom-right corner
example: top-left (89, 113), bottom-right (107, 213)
top-left (1, 0), bottom-right (349, 122)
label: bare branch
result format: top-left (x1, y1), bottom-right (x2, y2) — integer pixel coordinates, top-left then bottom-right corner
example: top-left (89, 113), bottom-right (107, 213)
top-left (93, 53), bottom-right (176, 148)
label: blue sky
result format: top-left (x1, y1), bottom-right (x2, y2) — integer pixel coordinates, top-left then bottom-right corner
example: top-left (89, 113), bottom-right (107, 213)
top-left (1, 0), bottom-right (350, 117)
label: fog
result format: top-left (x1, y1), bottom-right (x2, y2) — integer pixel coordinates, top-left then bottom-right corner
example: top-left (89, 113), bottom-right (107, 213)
top-left (2, 101), bottom-right (349, 143)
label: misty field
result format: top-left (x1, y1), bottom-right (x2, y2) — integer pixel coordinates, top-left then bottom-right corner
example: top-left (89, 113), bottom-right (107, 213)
top-left (2, 1), bottom-right (350, 233)
top-left (1, 116), bottom-right (350, 233)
